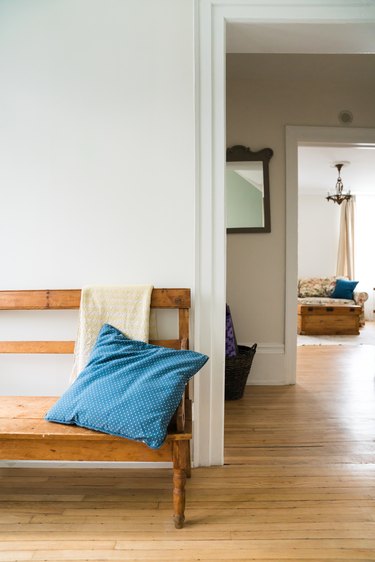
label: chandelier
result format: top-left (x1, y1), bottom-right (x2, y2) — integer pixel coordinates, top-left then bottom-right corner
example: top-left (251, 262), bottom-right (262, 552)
top-left (326, 163), bottom-right (352, 205)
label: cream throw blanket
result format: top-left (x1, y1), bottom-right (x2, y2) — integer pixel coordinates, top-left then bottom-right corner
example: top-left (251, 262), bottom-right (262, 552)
top-left (70, 284), bottom-right (153, 383)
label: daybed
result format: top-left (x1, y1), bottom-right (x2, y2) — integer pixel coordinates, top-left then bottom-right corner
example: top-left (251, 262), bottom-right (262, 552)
top-left (297, 277), bottom-right (368, 335)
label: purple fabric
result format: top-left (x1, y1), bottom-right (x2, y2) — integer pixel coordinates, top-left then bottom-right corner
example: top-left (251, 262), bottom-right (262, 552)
top-left (225, 305), bottom-right (238, 357)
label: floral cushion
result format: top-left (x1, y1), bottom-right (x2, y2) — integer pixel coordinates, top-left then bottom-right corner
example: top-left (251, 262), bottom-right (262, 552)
top-left (298, 277), bottom-right (336, 298)
top-left (298, 297), bottom-right (354, 306)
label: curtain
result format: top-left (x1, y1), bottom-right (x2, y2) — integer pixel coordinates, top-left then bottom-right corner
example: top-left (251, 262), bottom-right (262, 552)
top-left (354, 196), bottom-right (375, 321)
top-left (336, 197), bottom-right (355, 280)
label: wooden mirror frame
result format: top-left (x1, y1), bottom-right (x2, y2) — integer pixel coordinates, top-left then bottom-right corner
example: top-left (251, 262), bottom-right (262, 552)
top-left (226, 145), bottom-right (273, 233)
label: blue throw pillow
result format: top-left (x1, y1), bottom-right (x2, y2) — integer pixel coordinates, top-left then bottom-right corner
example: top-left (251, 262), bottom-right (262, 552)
top-left (45, 324), bottom-right (208, 449)
top-left (331, 278), bottom-right (358, 300)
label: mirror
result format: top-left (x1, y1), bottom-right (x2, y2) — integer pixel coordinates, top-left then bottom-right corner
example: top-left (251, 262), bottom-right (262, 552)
top-left (226, 145), bottom-right (273, 233)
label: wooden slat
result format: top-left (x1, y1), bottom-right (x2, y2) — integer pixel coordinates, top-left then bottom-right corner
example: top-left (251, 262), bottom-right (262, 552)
top-left (47, 290), bottom-right (81, 309)
top-left (0, 290), bottom-right (81, 310)
top-left (0, 288), bottom-right (190, 310)
top-left (0, 290), bottom-right (47, 310)
top-left (0, 341), bottom-right (75, 354)
top-left (149, 339), bottom-right (183, 349)
top-left (0, 396), bottom-right (58, 419)
top-left (151, 288), bottom-right (190, 309)
top-left (178, 308), bottom-right (190, 341)
top-left (0, 438), bottom-right (173, 462)
top-left (0, 339), bottom-right (184, 354)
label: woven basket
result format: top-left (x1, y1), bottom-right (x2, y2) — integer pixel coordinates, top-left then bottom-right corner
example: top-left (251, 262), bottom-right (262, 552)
top-left (225, 344), bottom-right (257, 400)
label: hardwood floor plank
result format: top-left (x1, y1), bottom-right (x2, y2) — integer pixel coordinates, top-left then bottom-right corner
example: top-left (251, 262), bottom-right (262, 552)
top-left (0, 541), bottom-right (115, 551)
top-left (27, 548), bottom-right (375, 560)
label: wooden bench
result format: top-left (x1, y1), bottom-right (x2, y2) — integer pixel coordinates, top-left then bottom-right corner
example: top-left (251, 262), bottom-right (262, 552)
top-left (0, 288), bottom-right (192, 528)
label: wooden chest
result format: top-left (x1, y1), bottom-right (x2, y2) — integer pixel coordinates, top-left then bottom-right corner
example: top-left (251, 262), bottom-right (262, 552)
top-left (297, 304), bottom-right (361, 336)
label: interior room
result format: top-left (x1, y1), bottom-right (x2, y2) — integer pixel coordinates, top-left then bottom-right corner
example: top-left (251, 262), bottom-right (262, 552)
top-left (297, 144), bottom-right (375, 346)
top-left (226, 52), bottom-right (375, 384)
top-left (1, 1), bottom-right (375, 560)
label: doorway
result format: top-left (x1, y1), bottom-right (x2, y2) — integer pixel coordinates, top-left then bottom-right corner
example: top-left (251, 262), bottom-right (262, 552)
top-left (225, 53), bottom-right (375, 465)
top-left (286, 126), bottom-right (375, 384)
top-left (195, 3), bottom-right (375, 467)
top-left (297, 142), bottom-right (375, 350)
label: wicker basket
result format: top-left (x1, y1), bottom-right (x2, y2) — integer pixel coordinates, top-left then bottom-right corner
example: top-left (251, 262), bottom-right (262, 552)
top-left (225, 344), bottom-right (257, 400)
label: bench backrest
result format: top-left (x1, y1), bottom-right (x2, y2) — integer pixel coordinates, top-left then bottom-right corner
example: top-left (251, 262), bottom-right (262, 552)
top-left (0, 288), bottom-right (190, 354)
top-left (0, 288), bottom-right (191, 431)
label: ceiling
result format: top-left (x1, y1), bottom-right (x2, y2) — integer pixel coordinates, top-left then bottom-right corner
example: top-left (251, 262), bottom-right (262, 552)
top-left (298, 145), bottom-right (375, 196)
top-left (226, 23), bottom-right (375, 54)
top-left (226, 21), bottom-right (375, 196)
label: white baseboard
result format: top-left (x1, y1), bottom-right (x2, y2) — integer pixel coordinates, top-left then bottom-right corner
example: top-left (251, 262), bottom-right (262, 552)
top-left (241, 342), bottom-right (288, 385)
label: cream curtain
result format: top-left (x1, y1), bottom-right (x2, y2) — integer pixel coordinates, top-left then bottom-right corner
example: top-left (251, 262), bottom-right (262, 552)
top-left (336, 197), bottom-right (356, 279)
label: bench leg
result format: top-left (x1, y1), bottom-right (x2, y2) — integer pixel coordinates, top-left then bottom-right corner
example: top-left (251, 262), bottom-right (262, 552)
top-left (172, 441), bottom-right (189, 529)
top-left (186, 443), bottom-right (191, 479)
top-left (173, 468), bottom-right (186, 529)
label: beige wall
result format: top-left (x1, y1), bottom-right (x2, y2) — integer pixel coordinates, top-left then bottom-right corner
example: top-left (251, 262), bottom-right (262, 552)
top-left (226, 54), bottom-right (375, 365)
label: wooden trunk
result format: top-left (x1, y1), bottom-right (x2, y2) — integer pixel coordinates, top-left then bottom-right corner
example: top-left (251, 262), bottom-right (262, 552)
top-left (297, 304), bottom-right (361, 336)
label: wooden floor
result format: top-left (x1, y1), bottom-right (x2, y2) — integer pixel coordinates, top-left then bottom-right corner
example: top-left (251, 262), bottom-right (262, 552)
top-left (1, 345), bottom-right (375, 560)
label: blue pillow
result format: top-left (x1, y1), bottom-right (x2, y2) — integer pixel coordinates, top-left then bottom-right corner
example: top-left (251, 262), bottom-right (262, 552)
top-left (45, 324), bottom-right (208, 449)
top-left (331, 278), bottom-right (358, 300)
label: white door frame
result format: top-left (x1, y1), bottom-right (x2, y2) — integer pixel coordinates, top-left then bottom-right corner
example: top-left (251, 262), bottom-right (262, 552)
top-left (193, 0), bottom-right (375, 467)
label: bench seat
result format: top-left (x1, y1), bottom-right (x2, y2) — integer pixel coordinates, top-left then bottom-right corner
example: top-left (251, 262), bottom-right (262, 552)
top-left (0, 396), bottom-right (191, 468)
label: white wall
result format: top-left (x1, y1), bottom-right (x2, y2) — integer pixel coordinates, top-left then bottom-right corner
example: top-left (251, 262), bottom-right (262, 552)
top-left (0, 0), bottom-right (195, 394)
top-left (226, 54), bottom-right (375, 384)
top-left (298, 194), bottom-right (340, 278)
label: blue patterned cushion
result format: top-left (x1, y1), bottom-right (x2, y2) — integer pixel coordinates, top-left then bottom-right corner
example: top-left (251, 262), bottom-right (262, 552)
top-left (331, 278), bottom-right (358, 300)
top-left (45, 324), bottom-right (208, 449)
